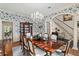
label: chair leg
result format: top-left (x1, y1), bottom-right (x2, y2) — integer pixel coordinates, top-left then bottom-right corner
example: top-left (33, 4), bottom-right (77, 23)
top-left (44, 53), bottom-right (48, 56)
top-left (44, 52), bottom-right (50, 56)
top-left (21, 45), bottom-right (23, 49)
top-left (49, 52), bottom-right (52, 56)
top-left (23, 48), bottom-right (25, 55)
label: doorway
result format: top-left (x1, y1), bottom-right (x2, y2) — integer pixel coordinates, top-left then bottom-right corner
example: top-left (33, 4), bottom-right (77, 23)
top-left (2, 21), bottom-right (13, 40)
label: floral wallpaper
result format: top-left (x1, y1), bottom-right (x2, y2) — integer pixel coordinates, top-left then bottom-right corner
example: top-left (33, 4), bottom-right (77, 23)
top-left (0, 5), bottom-right (79, 41)
top-left (30, 11), bottom-right (45, 35)
top-left (0, 9), bottom-right (29, 41)
top-left (47, 5), bottom-right (79, 19)
top-left (0, 9), bottom-right (45, 41)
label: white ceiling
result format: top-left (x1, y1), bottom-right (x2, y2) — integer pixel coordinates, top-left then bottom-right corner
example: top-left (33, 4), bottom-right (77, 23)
top-left (0, 3), bottom-right (74, 16)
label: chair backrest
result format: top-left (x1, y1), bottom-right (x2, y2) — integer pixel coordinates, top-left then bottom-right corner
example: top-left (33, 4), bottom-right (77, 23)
top-left (64, 39), bottom-right (72, 56)
top-left (20, 34), bottom-right (23, 42)
top-left (43, 33), bottom-right (49, 40)
top-left (23, 37), bottom-right (27, 45)
top-left (23, 36), bottom-right (29, 49)
top-left (38, 33), bottom-right (42, 38)
top-left (28, 39), bottom-right (35, 56)
top-left (26, 32), bottom-right (31, 38)
top-left (50, 34), bottom-right (57, 41)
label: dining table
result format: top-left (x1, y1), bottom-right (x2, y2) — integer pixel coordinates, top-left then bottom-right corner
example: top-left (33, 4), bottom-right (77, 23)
top-left (32, 39), bottom-right (65, 56)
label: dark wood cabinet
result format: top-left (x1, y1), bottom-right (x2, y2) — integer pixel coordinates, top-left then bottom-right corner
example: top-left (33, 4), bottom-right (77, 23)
top-left (20, 22), bottom-right (33, 42)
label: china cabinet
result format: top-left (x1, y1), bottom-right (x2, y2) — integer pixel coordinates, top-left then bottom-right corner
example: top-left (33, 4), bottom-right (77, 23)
top-left (20, 22), bottom-right (33, 42)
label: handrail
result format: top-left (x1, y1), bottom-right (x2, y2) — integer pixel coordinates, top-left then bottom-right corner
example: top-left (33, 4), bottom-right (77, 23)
top-left (55, 17), bottom-right (73, 30)
top-left (55, 17), bottom-right (79, 34)
top-left (53, 19), bottom-right (73, 38)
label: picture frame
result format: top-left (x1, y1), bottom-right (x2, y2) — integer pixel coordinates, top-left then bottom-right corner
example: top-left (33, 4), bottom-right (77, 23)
top-left (63, 14), bottom-right (72, 21)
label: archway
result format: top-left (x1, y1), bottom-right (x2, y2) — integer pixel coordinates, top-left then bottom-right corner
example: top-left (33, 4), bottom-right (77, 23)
top-left (49, 13), bottom-right (78, 50)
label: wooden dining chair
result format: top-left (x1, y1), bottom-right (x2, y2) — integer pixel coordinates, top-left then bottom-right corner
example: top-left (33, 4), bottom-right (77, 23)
top-left (20, 34), bottom-right (24, 49)
top-left (26, 32), bottom-right (31, 38)
top-left (51, 39), bottom-right (72, 56)
top-left (43, 33), bottom-right (49, 40)
top-left (23, 36), bottom-right (29, 55)
top-left (50, 34), bottom-right (57, 42)
top-left (28, 38), bottom-right (46, 56)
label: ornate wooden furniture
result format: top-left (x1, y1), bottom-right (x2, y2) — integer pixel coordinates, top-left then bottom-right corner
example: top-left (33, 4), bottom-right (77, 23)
top-left (20, 22), bottom-right (33, 42)
top-left (32, 39), bottom-right (65, 56)
top-left (28, 38), bottom-right (46, 56)
top-left (51, 40), bottom-right (71, 56)
top-left (43, 33), bottom-right (49, 40)
top-left (50, 34), bottom-right (57, 42)
top-left (20, 22), bottom-right (33, 54)
top-left (23, 36), bottom-right (29, 55)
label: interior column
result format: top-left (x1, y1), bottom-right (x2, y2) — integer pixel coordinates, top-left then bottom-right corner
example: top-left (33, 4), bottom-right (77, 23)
top-left (0, 21), bottom-right (2, 40)
top-left (72, 14), bottom-right (78, 50)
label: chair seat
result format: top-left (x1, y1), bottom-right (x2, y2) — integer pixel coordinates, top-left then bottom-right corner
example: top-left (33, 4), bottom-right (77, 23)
top-left (51, 52), bottom-right (64, 56)
top-left (56, 49), bottom-right (62, 52)
top-left (51, 49), bottom-right (64, 56)
top-left (51, 40), bottom-right (72, 56)
top-left (34, 47), bottom-right (46, 56)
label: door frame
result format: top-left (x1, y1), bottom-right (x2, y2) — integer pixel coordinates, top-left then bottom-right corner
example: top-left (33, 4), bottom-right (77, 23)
top-left (2, 21), bottom-right (13, 40)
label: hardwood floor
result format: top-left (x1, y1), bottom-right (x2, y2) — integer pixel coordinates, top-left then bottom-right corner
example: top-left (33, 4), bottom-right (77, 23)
top-left (13, 41), bottom-right (21, 47)
top-left (4, 40), bottom-right (13, 56)
top-left (69, 48), bottom-right (79, 56)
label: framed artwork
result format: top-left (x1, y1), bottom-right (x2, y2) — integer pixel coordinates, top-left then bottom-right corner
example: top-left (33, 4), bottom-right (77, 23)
top-left (63, 14), bottom-right (72, 21)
